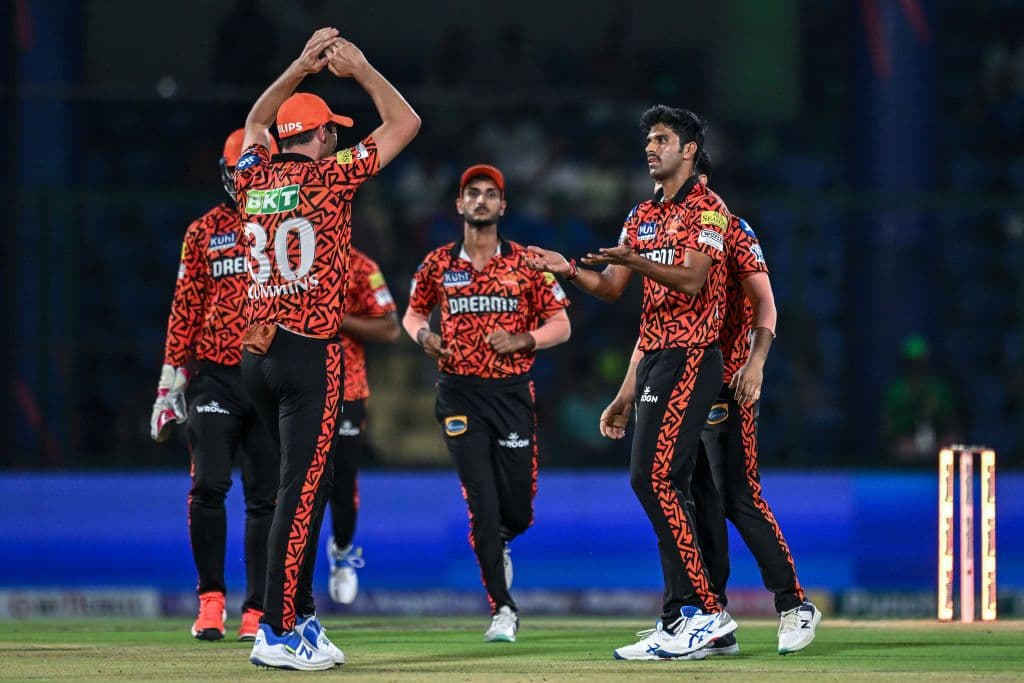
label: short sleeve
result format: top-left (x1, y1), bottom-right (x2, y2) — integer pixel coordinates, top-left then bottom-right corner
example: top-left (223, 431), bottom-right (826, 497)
top-left (619, 204), bottom-right (641, 249)
top-left (354, 257), bottom-right (397, 316)
top-left (408, 254), bottom-right (439, 315)
top-left (233, 144), bottom-right (272, 195)
top-left (730, 217), bottom-right (769, 277)
top-left (533, 270), bottom-right (571, 317)
top-left (319, 135), bottom-right (380, 189)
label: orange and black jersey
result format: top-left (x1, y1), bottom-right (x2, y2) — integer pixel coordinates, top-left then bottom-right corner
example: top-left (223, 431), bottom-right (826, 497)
top-left (719, 216), bottom-right (770, 384)
top-left (409, 240), bottom-right (570, 379)
top-left (163, 203), bottom-right (248, 367)
top-left (234, 138), bottom-right (380, 339)
top-left (620, 178), bottom-right (730, 351)
top-left (341, 248), bottom-right (396, 401)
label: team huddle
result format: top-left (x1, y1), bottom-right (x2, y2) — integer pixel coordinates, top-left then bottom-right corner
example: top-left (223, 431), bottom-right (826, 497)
top-left (151, 28), bottom-right (819, 671)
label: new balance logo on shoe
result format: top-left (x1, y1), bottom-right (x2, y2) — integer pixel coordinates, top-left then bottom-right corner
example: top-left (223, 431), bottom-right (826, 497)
top-left (195, 401), bottom-right (231, 415)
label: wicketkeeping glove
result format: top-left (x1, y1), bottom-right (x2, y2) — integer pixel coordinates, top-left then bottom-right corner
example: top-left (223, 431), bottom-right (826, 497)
top-left (150, 364), bottom-right (189, 442)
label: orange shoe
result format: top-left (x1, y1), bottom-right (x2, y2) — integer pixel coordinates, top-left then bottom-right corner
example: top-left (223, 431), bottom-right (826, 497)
top-left (238, 608), bottom-right (263, 642)
top-left (191, 591), bottom-right (226, 641)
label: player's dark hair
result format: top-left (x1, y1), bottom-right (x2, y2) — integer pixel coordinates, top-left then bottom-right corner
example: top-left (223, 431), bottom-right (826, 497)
top-left (640, 105), bottom-right (707, 153)
top-left (695, 150), bottom-right (711, 177)
top-left (281, 129), bottom-right (317, 149)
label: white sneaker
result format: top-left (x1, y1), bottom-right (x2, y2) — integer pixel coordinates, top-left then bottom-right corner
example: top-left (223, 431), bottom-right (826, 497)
top-left (778, 601), bottom-right (821, 655)
top-left (653, 606), bottom-right (738, 658)
top-left (296, 614), bottom-right (346, 665)
top-left (612, 617), bottom-right (687, 660)
top-left (503, 543), bottom-right (513, 590)
top-left (328, 539), bottom-right (365, 605)
top-left (484, 606), bottom-right (519, 643)
top-left (249, 624), bottom-right (335, 671)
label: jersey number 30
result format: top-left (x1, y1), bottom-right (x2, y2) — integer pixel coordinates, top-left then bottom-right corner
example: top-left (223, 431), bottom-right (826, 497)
top-left (245, 219), bottom-right (316, 284)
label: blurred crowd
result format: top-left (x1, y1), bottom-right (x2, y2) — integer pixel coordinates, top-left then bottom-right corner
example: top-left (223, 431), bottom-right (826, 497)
top-left (9, 0), bottom-right (1023, 469)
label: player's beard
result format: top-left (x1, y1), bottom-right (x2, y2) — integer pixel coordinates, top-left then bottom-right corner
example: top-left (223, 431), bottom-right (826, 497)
top-left (464, 210), bottom-right (498, 229)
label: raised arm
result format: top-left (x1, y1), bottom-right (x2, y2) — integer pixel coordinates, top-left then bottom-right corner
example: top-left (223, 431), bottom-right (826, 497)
top-left (327, 40), bottom-right (421, 170)
top-left (242, 28), bottom-right (340, 152)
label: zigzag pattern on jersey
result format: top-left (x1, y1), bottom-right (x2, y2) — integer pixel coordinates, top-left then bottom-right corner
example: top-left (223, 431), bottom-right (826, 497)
top-left (739, 401), bottom-right (805, 602)
top-left (527, 381), bottom-right (539, 527)
top-left (280, 343), bottom-right (342, 630)
top-left (626, 188), bottom-right (730, 352)
top-left (164, 204), bottom-right (249, 367)
top-left (650, 347), bottom-right (720, 612)
top-left (236, 140), bottom-right (378, 339)
top-left (341, 249), bottom-right (395, 401)
top-left (409, 241), bottom-right (568, 379)
top-left (720, 216), bottom-right (769, 383)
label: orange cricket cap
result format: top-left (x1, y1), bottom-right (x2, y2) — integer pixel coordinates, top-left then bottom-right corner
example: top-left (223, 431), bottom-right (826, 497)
top-left (460, 164), bottom-right (505, 195)
top-left (276, 92), bottom-right (354, 139)
top-left (222, 128), bottom-right (279, 166)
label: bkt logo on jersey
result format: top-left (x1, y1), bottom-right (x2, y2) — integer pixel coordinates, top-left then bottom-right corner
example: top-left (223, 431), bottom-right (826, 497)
top-left (212, 256), bottom-right (247, 279)
top-left (443, 270), bottom-right (473, 287)
top-left (637, 221), bottom-right (658, 241)
top-left (639, 248), bottom-right (675, 265)
top-left (245, 184), bottom-right (300, 215)
top-left (209, 232), bottom-right (237, 251)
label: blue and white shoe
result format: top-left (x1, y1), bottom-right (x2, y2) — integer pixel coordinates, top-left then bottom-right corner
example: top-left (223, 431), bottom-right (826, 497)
top-left (679, 631), bottom-right (740, 659)
top-left (778, 601), bottom-right (820, 655)
top-left (328, 538), bottom-right (365, 605)
top-left (249, 624), bottom-right (334, 671)
top-left (654, 606), bottom-right (737, 658)
top-left (612, 616), bottom-right (694, 660)
top-left (296, 614), bottom-right (346, 665)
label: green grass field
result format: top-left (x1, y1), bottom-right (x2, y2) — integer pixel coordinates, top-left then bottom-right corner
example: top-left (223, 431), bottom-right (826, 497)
top-left (2, 617), bottom-right (1021, 681)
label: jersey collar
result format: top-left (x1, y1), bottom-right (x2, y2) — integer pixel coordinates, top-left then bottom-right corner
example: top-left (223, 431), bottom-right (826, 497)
top-left (272, 152), bottom-right (316, 163)
top-left (449, 238), bottom-right (511, 262)
top-left (653, 175), bottom-right (700, 204)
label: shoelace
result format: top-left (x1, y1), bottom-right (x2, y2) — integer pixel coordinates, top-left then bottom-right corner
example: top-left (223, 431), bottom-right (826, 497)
top-left (779, 608), bottom-right (801, 634)
top-left (634, 614), bottom-right (685, 641)
top-left (198, 595), bottom-right (224, 620)
top-left (342, 553), bottom-right (366, 569)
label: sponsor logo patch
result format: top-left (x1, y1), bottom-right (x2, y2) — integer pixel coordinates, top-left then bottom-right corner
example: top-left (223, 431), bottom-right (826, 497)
top-left (195, 401), bottom-right (231, 415)
top-left (698, 229), bottom-right (725, 252)
top-left (640, 386), bottom-right (659, 404)
top-left (700, 210), bottom-right (728, 230)
top-left (236, 151), bottom-right (261, 171)
top-left (244, 184), bottom-right (301, 215)
top-left (498, 432), bottom-right (530, 448)
top-left (739, 218), bottom-right (758, 239)
top-left (336, 143), bottom-right (369, 165)
top-left (445, 415), bottom-right (468, 437)
top-left (443, 270), bottom-right (473, 287)
top-left (543, 272), bottom-right (556, 285)
top-left (551, 282), bottom-right (566, 301)
top-left (369, 271), bottom-right (386, 289)
top-left (706, 402), bottom-right (729, 425)
top-left (750, 244), bottom-right (765, 263)
top-left (209, 232), bottom-right (237, 251)
top-left (374, 289), bottom-right (394, 307)
top-left (637, 221), bottom-right (658, 241)
top-left (337, 420), bottom-right (361, 437)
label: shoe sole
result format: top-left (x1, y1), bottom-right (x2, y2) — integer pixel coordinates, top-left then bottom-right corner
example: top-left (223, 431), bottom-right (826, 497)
top-left (705, 643), bottom-right (740, 656)
top-left (778, 610), bottom-right (822, 655)
top-left (250, 655), bottom-right (335, 671)
top-left (192, 628), bottom-right (225, 641)
top-left (485, 635), bottom-right (516, 643)
top-left (612, 651), bottom-right (661, 660)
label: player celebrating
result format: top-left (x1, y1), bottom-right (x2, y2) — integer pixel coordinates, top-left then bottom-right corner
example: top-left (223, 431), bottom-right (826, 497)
top-left (326, 246), bottom-right (400, 604)
top-left (403, 164), bottom-right (571, 643)
top-left (150, 128), bottom-right (279, 643)
top-left (689, 154), bottom-right (820, 656)
top-left (526, 106), bottom-right (736, 659)
top-left (235, 28), bottom-right (420, 670)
